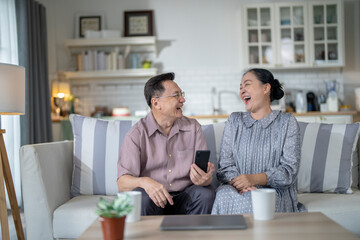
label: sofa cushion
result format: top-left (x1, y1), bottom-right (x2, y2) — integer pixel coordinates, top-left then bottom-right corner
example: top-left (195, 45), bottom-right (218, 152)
top-left (297, 122), bottom-right (360, 194)
top-left (69, 114), bottom-right (136, 196)
top-left (53, 195), bottom-right (116, 238)
top-left (298, 188), bottom-right (360, 235)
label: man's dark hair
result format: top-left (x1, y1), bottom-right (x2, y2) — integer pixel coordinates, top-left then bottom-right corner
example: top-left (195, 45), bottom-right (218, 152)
top-left (144, 72), bottom-right (175, 108)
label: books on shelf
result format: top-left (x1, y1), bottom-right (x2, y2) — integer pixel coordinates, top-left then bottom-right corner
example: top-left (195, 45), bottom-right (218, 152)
top-left (76, 48), bottom-right (126, 71)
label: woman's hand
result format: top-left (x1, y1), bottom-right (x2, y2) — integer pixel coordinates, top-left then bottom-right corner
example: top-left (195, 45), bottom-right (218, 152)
top-left (230, 174), bottom-right (254, 192)
top-left (190, 162), bottom-right (215, 186)
top-left (230, 173), bottom-right (267, 193)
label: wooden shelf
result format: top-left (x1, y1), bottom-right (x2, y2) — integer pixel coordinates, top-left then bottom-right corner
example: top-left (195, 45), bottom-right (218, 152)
top-left (64, 36), bottom-right (156, 48)
top-left (60, 68), bottom-right (157, 80)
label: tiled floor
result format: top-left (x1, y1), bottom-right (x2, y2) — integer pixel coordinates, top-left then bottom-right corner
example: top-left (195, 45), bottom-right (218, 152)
top-left (0, 210), bottom-right (26, 240)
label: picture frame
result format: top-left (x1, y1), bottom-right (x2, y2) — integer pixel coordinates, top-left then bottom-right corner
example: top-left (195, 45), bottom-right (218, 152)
top-left (75, 13), bottom-right (105, 38)
top-left (124, 10), bottom-right (153, 37)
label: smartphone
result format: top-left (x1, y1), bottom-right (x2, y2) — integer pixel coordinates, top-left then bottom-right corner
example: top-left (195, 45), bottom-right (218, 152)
top-left (194, 150), bottom-right (210, 173)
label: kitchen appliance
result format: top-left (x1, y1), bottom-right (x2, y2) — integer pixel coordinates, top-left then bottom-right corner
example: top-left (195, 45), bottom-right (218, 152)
top-left (112, 107), bottom-right (131, 117)
top-left (327, 90), bottom-right (338, 112)
top-left (325, 80), bottom-right (339, 95)
top-left (270, 97), bottom-right (286, 112)
top-left (324, 80), bottom-right (339, 112)
top-left (355, 88), bottom-right (360, 111)
top-left (306, 92), bottom-right (318, 111)
top-left (295, 91), bottom-right (307, 113)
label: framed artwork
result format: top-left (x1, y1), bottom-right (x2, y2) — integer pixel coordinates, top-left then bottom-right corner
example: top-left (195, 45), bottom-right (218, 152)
top-left (75, 13), bottom-right (105, 38)
top-left (124, 10), bottom-right (153, 37)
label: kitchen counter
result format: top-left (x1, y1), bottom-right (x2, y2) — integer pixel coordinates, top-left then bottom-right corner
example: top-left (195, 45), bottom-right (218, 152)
top-left (187, 114), bottom-right (229, 119)
top-left (188, 111), bottom-right (358, 124)
top-left (188, 111), bottom-right (357, 119)
top-left (291, 110), bottom-right (357, 116)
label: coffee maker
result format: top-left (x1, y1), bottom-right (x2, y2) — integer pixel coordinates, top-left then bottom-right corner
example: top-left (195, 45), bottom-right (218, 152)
top-left (306, 92), bottom-right (318, 111)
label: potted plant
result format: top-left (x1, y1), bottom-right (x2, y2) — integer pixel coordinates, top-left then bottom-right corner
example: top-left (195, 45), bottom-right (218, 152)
top-left (95, 194), bottom-right (133, 240)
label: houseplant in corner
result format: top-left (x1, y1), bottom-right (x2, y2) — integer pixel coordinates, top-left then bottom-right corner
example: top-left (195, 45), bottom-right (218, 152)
top-left (95, 194), bottom-right (133, 240)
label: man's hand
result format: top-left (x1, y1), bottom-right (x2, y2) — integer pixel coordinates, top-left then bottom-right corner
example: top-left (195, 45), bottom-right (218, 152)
top-left (190, 162), bottom-right (215, 186)
top-left (141, 177), bottom-right (173, 208)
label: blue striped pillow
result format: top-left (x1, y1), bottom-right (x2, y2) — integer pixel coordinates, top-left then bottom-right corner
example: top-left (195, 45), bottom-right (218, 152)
top-left (69, 114), bottom-right (136, 196)
top-left (297, 122), bottom-right (360, 194)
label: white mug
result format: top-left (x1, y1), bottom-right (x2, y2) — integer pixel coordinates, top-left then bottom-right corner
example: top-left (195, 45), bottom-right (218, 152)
top-left (117, 191), bottom-right (142, 222)
top-left (251, 188), bottom-right (276, 221)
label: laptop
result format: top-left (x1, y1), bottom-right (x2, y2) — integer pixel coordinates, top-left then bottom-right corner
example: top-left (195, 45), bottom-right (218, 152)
top-left (160, 214), bottom-right (247, 231)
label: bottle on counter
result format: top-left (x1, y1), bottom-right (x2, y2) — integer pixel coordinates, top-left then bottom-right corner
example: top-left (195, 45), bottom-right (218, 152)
top-left (327, 90), bottom-right (338, 112)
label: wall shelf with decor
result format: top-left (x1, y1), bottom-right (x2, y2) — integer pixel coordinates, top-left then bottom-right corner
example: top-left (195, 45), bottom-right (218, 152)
top-left (242, 0), bottom-right (344, 69)
top-left (65, 36), bottom-right (156, 52)
top-left (61, 36), bottom-right (157, 80)
top-left (59, 68), bottom-right (157, 80)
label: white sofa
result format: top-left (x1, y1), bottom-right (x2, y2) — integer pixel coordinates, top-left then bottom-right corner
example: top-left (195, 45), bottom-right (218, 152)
top-left (20, 120), bottom-right (360, 240)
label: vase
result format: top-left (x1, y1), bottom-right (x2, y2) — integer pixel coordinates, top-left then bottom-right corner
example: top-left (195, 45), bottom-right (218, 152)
top-left (100, 216), bottom-right (126, 240)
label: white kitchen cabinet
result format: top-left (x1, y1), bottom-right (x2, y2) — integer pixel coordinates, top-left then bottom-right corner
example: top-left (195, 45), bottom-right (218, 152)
top-left (275, 2), bottom-right (309, 67)
top-left (308, 1), bottom-right (344, 67)
top-left (61, 36), bottom-right (157, 80)
top-left (242, 0), bottom-right (344, 69)
top-left (243, 3), bottom-right (276, 67)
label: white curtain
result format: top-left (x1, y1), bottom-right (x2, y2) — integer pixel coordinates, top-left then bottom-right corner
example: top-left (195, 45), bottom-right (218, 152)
top-left (0, 0), bottom-right (22, 207)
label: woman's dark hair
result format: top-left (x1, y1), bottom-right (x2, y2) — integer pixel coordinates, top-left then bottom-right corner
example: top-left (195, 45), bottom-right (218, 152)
top-left (244, 68), bottom-right (284, 102)
top-left (144, 72), bottom-right (175, 108)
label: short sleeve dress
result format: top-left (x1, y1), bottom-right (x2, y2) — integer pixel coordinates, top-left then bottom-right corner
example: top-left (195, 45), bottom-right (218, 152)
top-left (211, 110), bottom-right (306, 214)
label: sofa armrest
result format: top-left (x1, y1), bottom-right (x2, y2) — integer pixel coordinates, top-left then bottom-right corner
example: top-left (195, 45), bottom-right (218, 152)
top-left (20, 141), bottom-right (73, 240)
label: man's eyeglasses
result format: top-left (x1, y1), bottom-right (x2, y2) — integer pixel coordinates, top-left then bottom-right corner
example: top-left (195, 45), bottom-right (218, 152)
top-left (154, 91), bottom-right (185, 99)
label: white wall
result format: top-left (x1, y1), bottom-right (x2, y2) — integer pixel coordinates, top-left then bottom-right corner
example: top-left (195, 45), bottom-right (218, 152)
top-left (343, 0), bottom-right (360, 108)
top-left (39, 0), bottom-right (360, 116)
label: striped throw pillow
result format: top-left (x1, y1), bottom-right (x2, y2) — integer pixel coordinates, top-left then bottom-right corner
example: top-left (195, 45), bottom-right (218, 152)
top-left (202, 121), bottom-right (226, 188)
top-left (70, 114), bottom-right (136, 196)
top-left (297, 122), bottom-right (360, 194)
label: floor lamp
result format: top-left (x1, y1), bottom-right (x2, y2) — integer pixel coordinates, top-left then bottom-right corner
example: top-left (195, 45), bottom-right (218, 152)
top-left (0, 63), bottom-right (25, 240)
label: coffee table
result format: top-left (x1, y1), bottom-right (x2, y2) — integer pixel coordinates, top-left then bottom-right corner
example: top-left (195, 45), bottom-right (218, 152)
top-left (78, 212), bottom-right (359, 240)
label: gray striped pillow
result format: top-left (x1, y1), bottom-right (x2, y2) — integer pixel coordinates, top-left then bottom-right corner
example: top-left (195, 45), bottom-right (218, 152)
top-left (202, 122), bottom-right (226, 188)
top-left (297, 122), bottom-right (360, 194)
top-left (70, 114), bottom-right (136, 196)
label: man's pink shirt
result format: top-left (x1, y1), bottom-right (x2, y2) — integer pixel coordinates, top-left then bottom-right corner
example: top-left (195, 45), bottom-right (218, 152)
top-left (117, 112), bottom-right (207, 192)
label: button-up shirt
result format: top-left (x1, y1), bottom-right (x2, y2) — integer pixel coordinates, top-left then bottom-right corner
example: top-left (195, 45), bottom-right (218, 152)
top-left (117, 112), bottom-right (207, 192)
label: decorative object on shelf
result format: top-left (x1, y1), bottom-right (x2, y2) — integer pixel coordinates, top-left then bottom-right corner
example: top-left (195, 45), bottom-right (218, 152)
top-left (0, 63), bottom-right (25, 240)
top-left (85, 29), bottom-right (121, 39)
top-left (142, 59), bottom-right (152, 68)
top-left (52, 79), bottom-right (71, 117)
top-left (124, 10), bottom-right (153, 37)
top-left (95, 195), bottom-right (133, 240)
top-left (76, 13), bottom-right (105, 38)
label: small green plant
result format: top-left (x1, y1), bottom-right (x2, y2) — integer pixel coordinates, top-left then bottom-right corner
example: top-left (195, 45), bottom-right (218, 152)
top-left (95, 194), bottom-right (133, 218)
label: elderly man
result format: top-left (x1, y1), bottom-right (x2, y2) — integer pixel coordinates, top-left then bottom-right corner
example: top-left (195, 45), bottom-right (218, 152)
top-left (117, 72), bottom-right (215, 215)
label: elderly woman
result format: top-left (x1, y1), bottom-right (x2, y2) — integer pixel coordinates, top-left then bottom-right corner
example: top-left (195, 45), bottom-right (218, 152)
top-left (211, 68), bottom-right (305, 214)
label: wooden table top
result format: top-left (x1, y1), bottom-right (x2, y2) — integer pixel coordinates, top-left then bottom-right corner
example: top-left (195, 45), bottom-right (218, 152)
top-left (77, 212), bottom-right (359, 240)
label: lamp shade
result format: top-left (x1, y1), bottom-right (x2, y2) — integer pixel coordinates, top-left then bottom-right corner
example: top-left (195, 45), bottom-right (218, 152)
top-left (0, 63), bottom-right (25, 115)
top-left (52, 80), bottom-right (70, 98)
